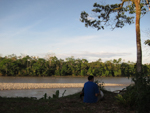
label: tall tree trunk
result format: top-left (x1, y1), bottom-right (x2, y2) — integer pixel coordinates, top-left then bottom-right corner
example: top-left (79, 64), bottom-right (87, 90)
top-left (135, 0), bottom-right (142, 73)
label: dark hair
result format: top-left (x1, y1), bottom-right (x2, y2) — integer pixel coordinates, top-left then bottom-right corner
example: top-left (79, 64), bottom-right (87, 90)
top-left (88, 76), bottom-right (94, 80)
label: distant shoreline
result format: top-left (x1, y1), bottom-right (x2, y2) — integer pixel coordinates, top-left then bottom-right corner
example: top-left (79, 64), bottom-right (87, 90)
top-left (0, 83), bottom-right (130, 90)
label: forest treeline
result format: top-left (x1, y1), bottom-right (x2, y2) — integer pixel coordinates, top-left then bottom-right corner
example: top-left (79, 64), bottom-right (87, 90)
top-left (0, 54), bottom-right (149, 77)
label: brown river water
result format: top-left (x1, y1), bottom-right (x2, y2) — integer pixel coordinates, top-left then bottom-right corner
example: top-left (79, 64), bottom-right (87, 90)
top-left (0, 77), bottom-right (133, 99)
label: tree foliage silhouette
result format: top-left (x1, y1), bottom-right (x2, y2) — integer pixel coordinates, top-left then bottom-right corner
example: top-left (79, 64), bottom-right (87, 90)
top-left (80, 0), bottom-right (150, 74)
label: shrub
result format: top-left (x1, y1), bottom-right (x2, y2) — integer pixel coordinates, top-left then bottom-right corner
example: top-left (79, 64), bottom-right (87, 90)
top-left (116, 74), bottom-right (150, 112)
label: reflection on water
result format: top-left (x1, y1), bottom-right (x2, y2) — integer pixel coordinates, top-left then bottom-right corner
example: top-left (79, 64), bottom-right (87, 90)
top-left (0, 77), bottom-right (133, 99)
top-left (0, 77), bottom-right (132, 84)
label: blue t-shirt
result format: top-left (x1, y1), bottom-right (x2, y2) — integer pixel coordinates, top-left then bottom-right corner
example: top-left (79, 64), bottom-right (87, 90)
top-left (83, 81), bottom-right (99, 103)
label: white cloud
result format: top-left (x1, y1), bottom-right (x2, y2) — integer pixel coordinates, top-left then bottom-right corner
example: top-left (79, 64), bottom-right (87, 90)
top-left (34, 51), bottom-right (132, 62)
top-left (69, 51), bottom-right (131, 58)
top-left (55, 35), bottom-right (99, 46)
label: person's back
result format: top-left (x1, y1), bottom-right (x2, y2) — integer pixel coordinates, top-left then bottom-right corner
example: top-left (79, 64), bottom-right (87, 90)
top-left (83, 76), bottom-right (99, 103)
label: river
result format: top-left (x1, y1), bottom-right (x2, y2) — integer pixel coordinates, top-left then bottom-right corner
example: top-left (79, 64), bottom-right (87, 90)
top-left (0, 77), bottom-right (133, 99)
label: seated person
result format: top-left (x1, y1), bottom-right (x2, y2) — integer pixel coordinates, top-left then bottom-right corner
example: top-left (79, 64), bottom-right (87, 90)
top-left (80, 76), bottom-right (104, 103)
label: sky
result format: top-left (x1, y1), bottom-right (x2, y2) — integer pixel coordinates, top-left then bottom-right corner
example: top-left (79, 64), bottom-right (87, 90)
top-left (0, 0), bottom-right (150, 64)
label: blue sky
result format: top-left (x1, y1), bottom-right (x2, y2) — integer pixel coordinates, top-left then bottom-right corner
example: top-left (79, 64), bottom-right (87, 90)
top-left (0, 0), bottom-right (150, 63)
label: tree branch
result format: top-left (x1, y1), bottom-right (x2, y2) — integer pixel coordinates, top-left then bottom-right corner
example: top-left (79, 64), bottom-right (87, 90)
top-left (113, 0), bottom-right (125, 10)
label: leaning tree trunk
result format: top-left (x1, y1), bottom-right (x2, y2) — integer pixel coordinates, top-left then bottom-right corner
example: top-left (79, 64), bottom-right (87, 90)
top-left (135, 0), bottom-right (142, 74)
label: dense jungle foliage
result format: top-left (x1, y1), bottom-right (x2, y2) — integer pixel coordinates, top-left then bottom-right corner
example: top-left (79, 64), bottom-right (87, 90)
top-left (0, 54), bottom-right (150, 77)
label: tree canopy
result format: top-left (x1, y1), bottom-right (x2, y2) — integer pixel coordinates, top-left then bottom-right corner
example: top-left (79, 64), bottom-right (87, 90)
top-left (0, 54), bottom-right (150, 77)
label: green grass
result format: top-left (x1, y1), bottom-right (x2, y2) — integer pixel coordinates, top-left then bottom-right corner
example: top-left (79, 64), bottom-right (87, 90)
top-left (0, 90), bottom-right (134, 113)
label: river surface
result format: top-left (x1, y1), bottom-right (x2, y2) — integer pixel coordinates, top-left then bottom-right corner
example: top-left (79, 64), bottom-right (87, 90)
top-left (0, 77), bottom-right (133, 99)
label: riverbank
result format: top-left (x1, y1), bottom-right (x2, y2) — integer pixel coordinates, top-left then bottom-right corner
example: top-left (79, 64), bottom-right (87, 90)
top-left (0, 90), bottom-right (134, 113)
top-left (0, 83), bottom-right (130, 90)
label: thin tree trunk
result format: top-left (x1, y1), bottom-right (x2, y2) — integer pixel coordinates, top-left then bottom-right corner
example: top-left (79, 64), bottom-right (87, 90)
top-left (135, 0), bottom-right (142, 73)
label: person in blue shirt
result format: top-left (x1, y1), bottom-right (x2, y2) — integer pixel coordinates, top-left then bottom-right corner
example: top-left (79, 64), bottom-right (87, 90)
top-left (83, 76), bottom-right (100, 103)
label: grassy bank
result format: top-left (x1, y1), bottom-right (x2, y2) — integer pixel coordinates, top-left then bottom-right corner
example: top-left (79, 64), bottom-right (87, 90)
top-left (0, 90), bottom-right (134, 113)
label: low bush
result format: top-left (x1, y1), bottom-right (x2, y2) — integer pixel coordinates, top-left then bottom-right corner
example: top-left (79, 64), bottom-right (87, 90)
top-left (116, 74), bottom-right (150, 112)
